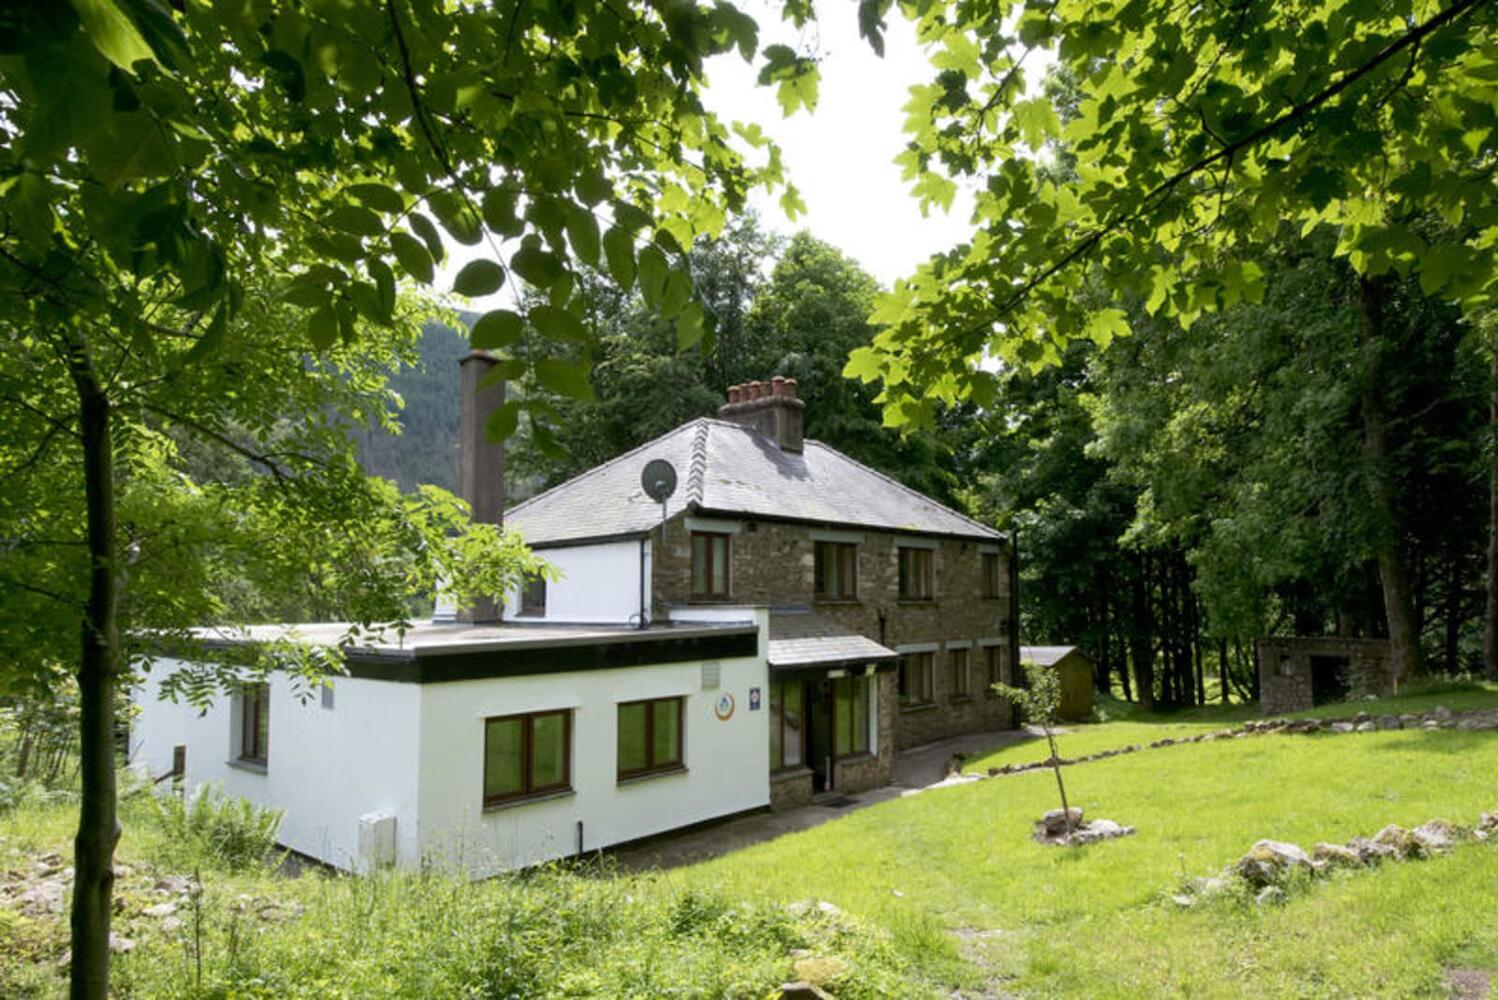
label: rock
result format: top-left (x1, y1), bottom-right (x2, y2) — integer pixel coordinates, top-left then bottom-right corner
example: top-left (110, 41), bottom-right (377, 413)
top-left (109, 934), bottom-right (135, 954)
top-left (1399, 713), bottom-right (1420, 724)
top-left (1355, 721), bottom-right (1377, 733)
top-left (1042, 807), bottom-right (1084, 835)
top-left (160, 916), bottom-right (183, 933)
top-left (17, 880), bottom-right (64, 915)
top-left (1478, 812), bottom-right (1498, 836)
top-left (1354, 711), bottom-right (1372, 724)
top-left (1235, 839), bottom-right (1313, 887)
top-left (1312, 843), bottom-right (1361, 868)
top-left (1373, 824), bottom-right (1420, 859)
top-left (1255, 886), bottom-right (1287, 906)
top-left (1422, 720), bottom-right (1441, 731)
top-left (1170, 893), bottom-right (1195, 907)
top-left (1072, 819), bottom-right (1137, 845)
top-left (1189, 876), bottom-right (1229, 897)
top-left (1330, 721), bottom-right (1355, 734)
top-left (1412, 819), bottom-right (1465, 855)
top-left (143, 901), bottom-right (178, 918)
top-left (792, 955), bottom-right (849, 986)
top-left (1430, 705), bottom-right (1453, 720)
top-left (779, 983), bottom-right (832, 1000)
top-left (1301, 721), bottom-right (1321, 733)
top-left (1457, 718), bottom-right (1486, 731)
top-left (154, 875), bottom-right (195, 895)
top-left (1346, 837), bottom-right (1396, 864)
top-left (1376, 716), bottom-right (1401, 730)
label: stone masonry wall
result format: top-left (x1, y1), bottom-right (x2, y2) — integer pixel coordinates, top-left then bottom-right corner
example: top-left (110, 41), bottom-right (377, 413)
top-left (654, 514), bottom-right (1016, 754)
top-left (1257, 636), bottom-right (1396, 716)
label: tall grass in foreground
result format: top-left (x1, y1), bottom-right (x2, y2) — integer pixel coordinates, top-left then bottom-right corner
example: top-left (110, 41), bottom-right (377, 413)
top-left (0, 789), bottom-right (932, 998)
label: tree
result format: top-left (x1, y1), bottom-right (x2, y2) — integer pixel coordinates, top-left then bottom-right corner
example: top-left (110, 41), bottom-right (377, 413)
top-left (2, 2), bottom-right (816, 991)
top-left (993, 659), bottom-right (1076, 840)
top-left (847, 0), bottom-right (1498, 684)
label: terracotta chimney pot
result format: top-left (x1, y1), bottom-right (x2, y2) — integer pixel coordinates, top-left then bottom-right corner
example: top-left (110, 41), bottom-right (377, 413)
top-left (748, 380), bottom-right (763, 400)
top-left (727, 385), bottom-right (742, 403)
top-left (783, 377), bottom-right (798, 399)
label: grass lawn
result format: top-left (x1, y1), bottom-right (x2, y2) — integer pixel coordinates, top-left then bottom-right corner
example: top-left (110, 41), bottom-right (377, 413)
top-left (960, 677), bottom-right (1498, 773)
top-left (673, 679), bottom-right (1498, 997)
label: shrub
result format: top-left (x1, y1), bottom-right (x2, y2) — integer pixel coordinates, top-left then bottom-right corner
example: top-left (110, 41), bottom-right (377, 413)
top-left (152, 783), bottom-right (283, 871)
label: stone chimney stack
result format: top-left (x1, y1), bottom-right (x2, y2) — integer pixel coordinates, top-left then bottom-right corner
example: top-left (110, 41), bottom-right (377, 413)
top-left (458, 350), bottom-right (505, 623)
top-left (718, 375), bottom-right (805, 453)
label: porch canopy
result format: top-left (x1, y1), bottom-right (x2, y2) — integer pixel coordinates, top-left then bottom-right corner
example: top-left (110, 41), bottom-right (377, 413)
top-left (768, 607), bottom-right (898, 678)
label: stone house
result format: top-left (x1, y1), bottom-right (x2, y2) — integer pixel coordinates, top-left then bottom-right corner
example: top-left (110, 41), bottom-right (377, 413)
top-left (505, 376), bottom-right (1019, 809)
top-left (1256, 636), bottom-right (1397, 715)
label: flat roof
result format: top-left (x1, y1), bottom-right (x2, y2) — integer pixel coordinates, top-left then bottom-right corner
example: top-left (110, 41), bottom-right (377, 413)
top-left (176, 619), bottom-right (760, 684)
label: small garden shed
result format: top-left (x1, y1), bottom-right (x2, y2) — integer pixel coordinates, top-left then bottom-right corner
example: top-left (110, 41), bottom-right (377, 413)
top-left (1019, 646), bottom-right (1095, 721)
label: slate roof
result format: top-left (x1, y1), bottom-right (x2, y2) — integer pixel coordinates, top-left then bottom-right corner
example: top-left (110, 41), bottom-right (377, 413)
top-left (505, 417), bottom-right (1003, 546)
top-left (768, 608), bottom-right (898, 670)
top-left (1020, 645), bottom-right (1090, 667)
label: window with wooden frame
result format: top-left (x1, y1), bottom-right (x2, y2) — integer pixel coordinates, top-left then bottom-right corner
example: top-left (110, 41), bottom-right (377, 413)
top-left (518, 575), bottom-right (546, 617)
top-left (984, 645), bottom-right (1003, 695)
top-left (898, 652), bottom-right (935, 707)
top-left (770, 678), bottom-right (804, 771)
top-left (833, 675), bottom-right (871, 756)
top-left (617, 696), bottom-right (684, 779)
top-left (238, 683), bottom-right (270, 765)
top-left (690, 531), bottom-right (731, 599)
top-left (981, 552), bottom-right (1001, 599)
top-left (949, 648), bottom-right (971, 699)
top-left (897, 546), bottom-right (934, 601)
top-left (814, 541), bottom-right (858, 601)
top-left (483, 710), bottom-right (572, 807)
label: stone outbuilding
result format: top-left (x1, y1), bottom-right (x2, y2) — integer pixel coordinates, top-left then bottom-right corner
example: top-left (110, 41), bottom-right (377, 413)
top-left (1256, 636), bottom-right (1396, 716)
top-left (1019, 646), bottom-right (1095, 722)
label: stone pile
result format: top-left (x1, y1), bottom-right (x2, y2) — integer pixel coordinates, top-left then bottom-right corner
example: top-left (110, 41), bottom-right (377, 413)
top-left (981, 705), bottom-right (1498, 780)
top-left (1033, 807), bottom-right (1136, 847)
top-left (1172, 810), bottom-right (1498, 907)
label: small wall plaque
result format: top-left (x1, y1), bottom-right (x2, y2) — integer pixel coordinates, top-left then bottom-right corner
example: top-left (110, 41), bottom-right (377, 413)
top-left (749, 686), bottom-right (761, 711)
top-left (701, 662), bottom-right (721, 689)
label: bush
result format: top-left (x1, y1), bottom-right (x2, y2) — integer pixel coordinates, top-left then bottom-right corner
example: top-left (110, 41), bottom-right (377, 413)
top-left (152, 783), bottom-right (283, 871)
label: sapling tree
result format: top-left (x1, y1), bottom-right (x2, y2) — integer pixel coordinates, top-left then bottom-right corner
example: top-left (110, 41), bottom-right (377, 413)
top-left (993, 659), bottom-right (1076, 840)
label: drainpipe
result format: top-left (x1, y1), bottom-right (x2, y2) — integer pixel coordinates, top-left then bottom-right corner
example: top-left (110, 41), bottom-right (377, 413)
top-left (1009, 528), bottom-right (1022, 726)
top-left (636, 536), bottom-right (649, 629)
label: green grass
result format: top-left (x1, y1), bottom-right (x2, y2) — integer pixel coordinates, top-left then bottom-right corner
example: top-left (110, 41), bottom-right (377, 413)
top-left (960, 677), bottom-right (1498, 773)
top-left (6, 680), bottom-right (1498, 997)
top-left (0, 791), bottom-right (928, 998)
top-left (671, 681), bottom-right (1498, 997)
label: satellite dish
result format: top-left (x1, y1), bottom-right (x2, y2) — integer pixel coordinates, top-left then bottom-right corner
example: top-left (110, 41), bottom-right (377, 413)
top-left (641, 459), bottom-right (678, 503)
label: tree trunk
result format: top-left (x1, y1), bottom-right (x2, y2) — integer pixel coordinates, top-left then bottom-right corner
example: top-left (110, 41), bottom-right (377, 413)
top-left (1356, 275), bottom-right (1423, 685)
top-left (1219, 637), bottom-right (1230, 704)
top-left (1486, 324), bottom-right (1498, 680)
top-left (1446, 538), bottom-right (1461, 674)
top-left (67, 335), bottom-right (121, 1000)
top-left (1131, 553), bottom-right (1154, 710)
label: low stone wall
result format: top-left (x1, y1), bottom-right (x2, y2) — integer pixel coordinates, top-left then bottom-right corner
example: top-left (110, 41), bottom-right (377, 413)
top-left (973, 705), bottom-right (1498, 780)
top-left (771, 770), bottom-right (814, 811)
top-left (1257, 636), bottom-right (1395, 715)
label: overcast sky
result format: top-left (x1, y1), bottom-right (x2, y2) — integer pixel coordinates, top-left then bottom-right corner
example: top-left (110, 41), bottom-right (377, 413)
top-left (698, 6), bottom-right (975, 287)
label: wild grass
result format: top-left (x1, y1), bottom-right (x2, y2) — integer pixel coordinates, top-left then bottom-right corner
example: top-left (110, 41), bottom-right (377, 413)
top-left (0, 784), bottom-right (929, 998)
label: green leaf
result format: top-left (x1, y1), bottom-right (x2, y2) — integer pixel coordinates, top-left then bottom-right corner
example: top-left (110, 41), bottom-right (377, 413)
top-left (485, 399), bottom-right (521, 442)
top-left (368, 259), bottom-right (396, 319)
top-left (676, 301), bottom-right (705, 351)
top-left (283, 272), bottom-right (334, 308)
top-left (563, 203), bottom-right (601, 267)
top-left (390, 232), bottom-right (434, 283)
top-left (470, 309), bottom-right (525, 349)
top-left (534, 358), bottom-right (594, 400)
top-left (73, 0), bottom-right (155, 71)
top-left (529, 304), bottom-right (587, 341)
top-left (1084, 308), bottom-right (1130, 349)
top-left (1010, 98), bottom-right (1061, 150)
top-left (481, 188), bottom-right (524, 237)
top-left (603, 226), bottom-right (636, 289)
top-left (329, 204), bottom-right (386, 238)
top-left (308, 306), bottom-right (339, 350)
top-left (453, 259), bottom-right (506, 296)
top-left (432, 192), bottom-right (483, 246)
top-left (408, 213), bottom-right (446, 264)
top-left (347, 183), bottom-right (405, 214)
top-left (660, 268), bottom-right (693, 318)
top-left (843, 346), bottom-right (883, 382)
top-left (511, 239), bottom-right (565, 289)
top-left (637, 245), bottom-right (668, 309)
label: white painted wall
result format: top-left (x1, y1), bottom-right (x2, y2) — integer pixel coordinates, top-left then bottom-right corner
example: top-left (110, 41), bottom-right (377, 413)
top-left (415, 611), bottom-right (769, 876)
top-left (131, 661), bottom-right (423, 871)
top-left (510, 539), bottom-right (651, 625)
top-left (133, 609), bottom-right (769, 877)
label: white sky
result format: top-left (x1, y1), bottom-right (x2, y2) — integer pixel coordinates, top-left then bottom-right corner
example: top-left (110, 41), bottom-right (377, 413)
top-left (449, 5), bottom-right (1050, 309)
top-left (698, 5), bottom-right (975, 287)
